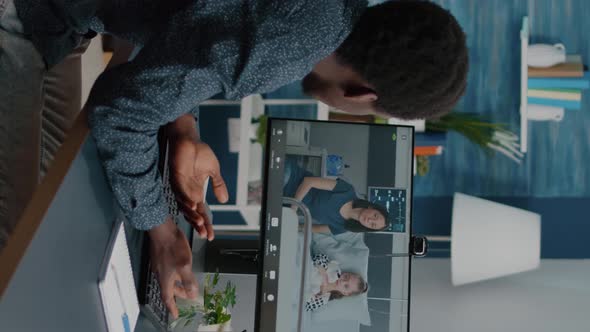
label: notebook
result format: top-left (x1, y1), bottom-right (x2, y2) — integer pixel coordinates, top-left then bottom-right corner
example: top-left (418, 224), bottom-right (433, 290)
top-left (99, 219), bottom-right (140, 332)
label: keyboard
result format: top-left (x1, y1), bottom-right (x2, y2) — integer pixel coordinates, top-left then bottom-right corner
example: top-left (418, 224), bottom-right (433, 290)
top-left (140, 141), bottom-right (183, 332)
top-left (139, 140), bottom-right (210, 331)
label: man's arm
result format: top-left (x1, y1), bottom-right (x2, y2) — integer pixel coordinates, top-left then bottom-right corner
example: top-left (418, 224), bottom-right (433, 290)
top-left (165, 114), bottom-right (199, 142)
top-left (86, 37), bottom-right (223, 318)
top-left (86, 42), bottom-right (221, 230)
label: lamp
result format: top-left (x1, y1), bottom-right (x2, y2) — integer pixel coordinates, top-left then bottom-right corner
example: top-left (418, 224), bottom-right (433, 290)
top-left (429, 193), bottom-right (541, 286)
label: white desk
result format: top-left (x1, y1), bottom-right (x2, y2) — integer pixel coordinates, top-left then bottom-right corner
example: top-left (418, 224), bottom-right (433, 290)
top-left (0, 112), bottom-right (184, 332)
top-left (0, 113), bottom-right (120, 331)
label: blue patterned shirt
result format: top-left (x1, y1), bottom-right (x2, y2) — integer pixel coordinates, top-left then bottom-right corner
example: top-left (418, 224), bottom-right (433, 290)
top-left (15, 0), bottom-right (366, 230)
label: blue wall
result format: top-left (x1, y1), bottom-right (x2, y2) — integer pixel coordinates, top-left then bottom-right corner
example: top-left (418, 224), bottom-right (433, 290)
top-left (406, 0), bottom-right (590, 197)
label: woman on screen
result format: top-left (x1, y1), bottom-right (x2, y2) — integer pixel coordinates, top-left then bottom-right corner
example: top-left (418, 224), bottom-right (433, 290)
top-left (305, 253), bottom-right (368, 312)
top-left (284, 157), bottom-right (390, 234)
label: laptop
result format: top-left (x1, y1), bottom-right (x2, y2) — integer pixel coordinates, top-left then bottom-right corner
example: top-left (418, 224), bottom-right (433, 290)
top-left (255, 118), bottom-right (418, 332)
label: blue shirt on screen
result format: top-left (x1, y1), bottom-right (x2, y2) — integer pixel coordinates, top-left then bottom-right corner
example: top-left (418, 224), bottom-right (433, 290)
top-left (302, 178), bottom-right (358, 235)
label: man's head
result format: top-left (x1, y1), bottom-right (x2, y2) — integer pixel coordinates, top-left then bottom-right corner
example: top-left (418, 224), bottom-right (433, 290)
top-left (302, 0), bottom-right (468, 120)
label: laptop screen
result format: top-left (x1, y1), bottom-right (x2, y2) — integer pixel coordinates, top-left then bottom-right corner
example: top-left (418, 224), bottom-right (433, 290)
top-left (256, 119), bottom-right (414, 332)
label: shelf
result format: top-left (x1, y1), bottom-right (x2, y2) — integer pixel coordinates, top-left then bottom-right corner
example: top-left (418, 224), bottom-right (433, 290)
top-left (236, 96), bottom-right (256, 207)
top-left (520, 16), bottom-right (529, 153)
top-left (387, 117), bottom-right (426, 132)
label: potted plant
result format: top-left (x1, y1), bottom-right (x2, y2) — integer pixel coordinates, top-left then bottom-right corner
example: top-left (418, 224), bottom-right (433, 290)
top-left (425, 112), bottom-right (523, 163)
top-left (252, 114), bottom-right (268, 146)
top-left (171, 273), bottom-right (237, 332)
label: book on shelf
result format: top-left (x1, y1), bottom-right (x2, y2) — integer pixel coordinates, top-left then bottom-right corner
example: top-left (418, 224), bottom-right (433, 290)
top-left (415, 132), bottom-right (447, 147)
top-left (527, 89), bottom-right (582, 101)
top-left (528, 55), bottom-right (584, 77)
top-left (528, 72), bottom-right (590, 89)
top-left (414, 145), bottom-right (443, 156)
top-left (528, 97), bottom-right (581, 110)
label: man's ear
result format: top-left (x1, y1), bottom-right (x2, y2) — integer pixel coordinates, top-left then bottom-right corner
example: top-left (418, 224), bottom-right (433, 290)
top-left (343, 84), bottom-right (378, 102)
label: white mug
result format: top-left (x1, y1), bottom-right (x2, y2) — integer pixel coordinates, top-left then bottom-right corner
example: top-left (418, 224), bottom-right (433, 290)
top-left (527, 104), bottom-right (564, 122)
top-left (527, 43), bottom-right (566, 68)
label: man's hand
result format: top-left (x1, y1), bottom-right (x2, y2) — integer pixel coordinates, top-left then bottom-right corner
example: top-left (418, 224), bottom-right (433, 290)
top-left (167, 122), bottom-right (229, 241)
top-left (148, 216), bottom-right (198, 319)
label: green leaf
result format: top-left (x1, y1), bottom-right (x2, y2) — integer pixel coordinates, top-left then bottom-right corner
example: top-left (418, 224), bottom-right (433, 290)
top-left (205, 312), bottom-right (218, 325)
top-left (218, 312), bottom-right (231, 324)
top-left (425, 111), bottom-right (515, 152)
top-left (256, 115), bottom-right (268, 146)
top-left (212, 273), bottom-right (220, 287)
top-left (199, 273), bottom-right (239, 325)
top-left (204, 274), bottom-right (210, 288)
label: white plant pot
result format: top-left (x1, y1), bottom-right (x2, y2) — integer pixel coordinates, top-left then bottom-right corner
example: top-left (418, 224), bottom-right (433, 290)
top-left (197, 319), bottom-right (232, 332)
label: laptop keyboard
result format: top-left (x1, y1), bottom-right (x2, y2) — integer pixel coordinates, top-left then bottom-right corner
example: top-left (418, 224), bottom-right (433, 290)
top-left (142, 141), bottom-right (180, 331)
top-left (144, 269), bottom-right (171, 330)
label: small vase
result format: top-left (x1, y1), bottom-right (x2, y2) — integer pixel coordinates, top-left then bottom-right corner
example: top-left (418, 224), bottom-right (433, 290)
top-left (527, 43), bottom-right (566, 68)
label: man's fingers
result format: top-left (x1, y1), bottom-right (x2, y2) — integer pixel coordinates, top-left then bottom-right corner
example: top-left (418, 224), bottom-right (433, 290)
top-left (159, 274), bottom-right (179, 319)
top-left (178, 201), bottom-right (204, 226)
top-left (197, 203), bottom-right (214, 241)
top-left (186, 218), bottom-right (208, 239)
top-left (177, 191), bottom-right (198, 212)
top-left (205, 221), bottom-right (214, 241)
top-left (195, 224), bottom-right (207, 239)
top-left (178, 266), bottom-right (199, 300)
top-left (179, 203), bottom-right (207, 239)
top-left (210, 173), bottom-right (229, 204)
top-left (183, 214), bottom-right (208, 239)
top-left (173, 281), bottom-right (189, 299)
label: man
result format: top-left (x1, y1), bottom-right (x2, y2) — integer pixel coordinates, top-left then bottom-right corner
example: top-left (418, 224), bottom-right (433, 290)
top-left (1, 0), bottom-right (468, 318)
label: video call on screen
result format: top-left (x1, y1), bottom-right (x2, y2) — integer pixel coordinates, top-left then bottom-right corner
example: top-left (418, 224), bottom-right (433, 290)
top-left (256, 119), bottom-right (414, 332)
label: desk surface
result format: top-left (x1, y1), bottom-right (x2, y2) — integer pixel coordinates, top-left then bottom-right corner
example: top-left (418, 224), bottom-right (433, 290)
top-left (0, 115), bottom-right (166, 332)
top-left (0, 137), bottom-right (116, 331)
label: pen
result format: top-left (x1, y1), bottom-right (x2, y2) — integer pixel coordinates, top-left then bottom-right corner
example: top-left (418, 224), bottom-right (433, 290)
top-left (111, 264), bottom-right (131, 332)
